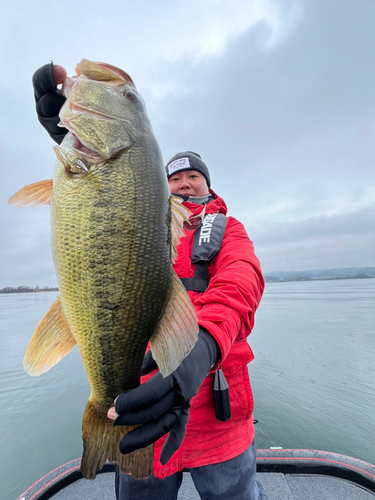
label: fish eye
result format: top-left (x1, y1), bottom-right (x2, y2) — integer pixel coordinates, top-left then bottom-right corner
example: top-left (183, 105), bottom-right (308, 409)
top-left (124, 91), bottom-right (136, 100)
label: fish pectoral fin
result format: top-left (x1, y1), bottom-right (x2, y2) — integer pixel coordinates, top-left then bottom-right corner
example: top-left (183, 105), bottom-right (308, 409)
top-left (8, 179), bottom-right (53, 206)
top-left (150, 271), bottom-right (199, 377)
top-left (24, 295), bottom-right (76, 376)
top-left (169, 195), bottom-right (193, 264)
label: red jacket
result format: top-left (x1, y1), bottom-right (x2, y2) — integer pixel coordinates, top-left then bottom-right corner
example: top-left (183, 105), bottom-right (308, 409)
top-left (143, 191), bottom-right (264, 478)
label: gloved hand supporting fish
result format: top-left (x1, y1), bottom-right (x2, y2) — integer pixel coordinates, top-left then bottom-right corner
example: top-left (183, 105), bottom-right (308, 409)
top-left (8, 59), bottom-right (201, 480)
top-left (108, 327), bottom-right (218, 465)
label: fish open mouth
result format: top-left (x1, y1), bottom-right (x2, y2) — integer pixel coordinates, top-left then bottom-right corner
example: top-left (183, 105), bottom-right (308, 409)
top-left (60, 131), bottom-right (105, 165)
top-left (54, 132), bottom-right (106, 174)
top-left (58, 101), bottom-right (115, 162)
top-left (70, 133), bottom-right (103, 158)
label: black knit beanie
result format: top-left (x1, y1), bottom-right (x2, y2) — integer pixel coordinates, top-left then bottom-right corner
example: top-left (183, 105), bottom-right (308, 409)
top-left (165, 151), bottom-right (211, 189)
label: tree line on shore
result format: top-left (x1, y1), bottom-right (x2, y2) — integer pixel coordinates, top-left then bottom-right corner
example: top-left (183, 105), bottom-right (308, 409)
top-left (0, 286), bottom-right (59, 294)
top-left (264, 273), bottom-right (374, 283)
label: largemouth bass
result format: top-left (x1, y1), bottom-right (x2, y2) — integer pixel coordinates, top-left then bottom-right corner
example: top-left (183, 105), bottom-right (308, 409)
top-left (9, 59), bottom-right (198, 480)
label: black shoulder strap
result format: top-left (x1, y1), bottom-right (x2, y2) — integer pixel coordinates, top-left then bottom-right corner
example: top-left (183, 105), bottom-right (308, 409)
top-left (181, 213), bottom-right (227, 292)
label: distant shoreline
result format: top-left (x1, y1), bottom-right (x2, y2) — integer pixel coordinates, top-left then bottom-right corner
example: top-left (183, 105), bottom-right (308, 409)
top-left (1, 274), bottom-right (374, 291)
top-left (0, 287), bottom-right (59, 294)
top-left (264, 275), bottom-right (375, 283)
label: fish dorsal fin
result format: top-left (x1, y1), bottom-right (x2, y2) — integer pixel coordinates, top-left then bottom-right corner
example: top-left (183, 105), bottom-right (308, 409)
top-left (76, 59), bottom-right (134, 85)
top-left (150, 271), bottom-right (199, 377)
top-left (169, 195), bottom-right (192, 264)
top-left (8, 179), bottom-right (53, 206)
top-left (24, 295), bottom-right (76, 376)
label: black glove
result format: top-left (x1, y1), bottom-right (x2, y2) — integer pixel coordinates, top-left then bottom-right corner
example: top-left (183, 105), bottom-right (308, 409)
top-left (113, 328), bottom-right (219, 465)
top-left (32, 63), bottom-right (68, 144)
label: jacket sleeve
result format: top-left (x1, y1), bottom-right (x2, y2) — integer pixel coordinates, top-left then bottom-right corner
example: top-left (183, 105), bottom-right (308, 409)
top-left (193, 217), bottom-right (264, 365)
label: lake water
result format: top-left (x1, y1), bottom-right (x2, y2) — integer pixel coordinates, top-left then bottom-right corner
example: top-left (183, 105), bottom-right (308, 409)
top-left (1, 279), bottom-right (374, 500)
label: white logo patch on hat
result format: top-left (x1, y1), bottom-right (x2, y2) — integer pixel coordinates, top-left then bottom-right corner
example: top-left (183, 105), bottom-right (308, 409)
top-left (168, 158), bottom-right (191, 176)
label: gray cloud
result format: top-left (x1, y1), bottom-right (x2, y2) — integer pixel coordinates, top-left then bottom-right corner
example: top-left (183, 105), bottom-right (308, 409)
top-left (251, 207), bottom-right (375, 271)
top-left (1, 0), bottom-right (374, 286)
top-left (148, 0), bottom-right (375, 271)
top-left (152, 0), bottom-right (375, 179)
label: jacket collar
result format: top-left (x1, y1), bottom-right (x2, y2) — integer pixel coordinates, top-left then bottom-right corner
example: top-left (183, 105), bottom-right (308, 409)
top-left (182, 189), bottom-right (228, 217)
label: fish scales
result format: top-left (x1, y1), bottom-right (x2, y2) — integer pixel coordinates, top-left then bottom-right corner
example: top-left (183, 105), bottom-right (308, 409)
top-left (52, 145), bottom-right (172, 403)
top-left (9, 59), bottom-right (199, 480)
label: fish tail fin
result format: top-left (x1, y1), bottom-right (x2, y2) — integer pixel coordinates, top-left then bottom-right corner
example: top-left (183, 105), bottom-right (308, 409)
top-left (81, 397), bottom-right (153, 480)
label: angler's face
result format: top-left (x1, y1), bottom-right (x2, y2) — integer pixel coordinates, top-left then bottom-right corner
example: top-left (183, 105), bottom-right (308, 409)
top-left (168, 170), bottom-right (209, 197)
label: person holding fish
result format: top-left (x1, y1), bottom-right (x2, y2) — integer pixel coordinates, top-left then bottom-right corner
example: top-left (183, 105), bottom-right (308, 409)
top-left (31, 62), bottom-right (268, 500)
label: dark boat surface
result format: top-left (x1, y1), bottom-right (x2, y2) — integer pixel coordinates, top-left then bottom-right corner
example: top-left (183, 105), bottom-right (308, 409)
top-left (17, 449), bottom-right (375, 499)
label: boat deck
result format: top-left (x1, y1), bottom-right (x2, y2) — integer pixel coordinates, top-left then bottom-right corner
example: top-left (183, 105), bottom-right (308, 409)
top-left (18, 450), bottom-right (375, 500)
top-left (29, 471), bottom-right (375, 500)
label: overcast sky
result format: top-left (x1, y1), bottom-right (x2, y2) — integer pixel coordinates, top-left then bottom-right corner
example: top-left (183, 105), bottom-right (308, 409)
top-left (0, 0), bottom-right (374, 287)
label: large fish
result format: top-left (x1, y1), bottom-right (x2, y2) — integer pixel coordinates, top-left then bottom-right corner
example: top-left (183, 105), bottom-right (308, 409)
top-left (9, 59), bottom-right (198, 480)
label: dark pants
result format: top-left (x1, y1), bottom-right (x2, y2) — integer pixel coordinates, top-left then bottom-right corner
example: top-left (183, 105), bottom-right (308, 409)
top-left (115, 440), bottom-right (268, 500)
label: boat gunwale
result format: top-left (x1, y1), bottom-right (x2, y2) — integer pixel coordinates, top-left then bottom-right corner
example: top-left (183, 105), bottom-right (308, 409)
top-left (257, 449), bottom-right (375, 494)
top-left (17, 449), bottom-right (375, 499)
